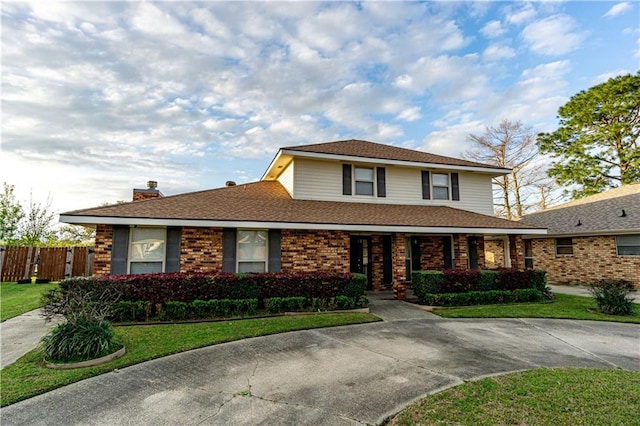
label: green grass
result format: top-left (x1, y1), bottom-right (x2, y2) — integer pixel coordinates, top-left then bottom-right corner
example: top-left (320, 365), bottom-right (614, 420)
top-left (1, 282), bottom-right (58, 321)
top-left (388, 367), bottom-right (640, 426)
top-left (0, 312), bottom-right (380, 407)
top-left (431, 293), bottom-right (640, 323)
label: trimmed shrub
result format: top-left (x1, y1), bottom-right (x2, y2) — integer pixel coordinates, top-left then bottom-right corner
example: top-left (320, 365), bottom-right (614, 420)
top-left (335, 295), bottom-right (356, 310)
top-left (589, 280), bottom-right (635, 315)
top-left (513, 288), bottom-right (544, 302)
top-left (412, 271), bottom-right (445, 301)
top-left (163, 301), bottom-right (189, 320)
top-left (496, 268), bottom-right (532, 290)
top-left (529, 269), bottom-right (547, 291)
top-left (41, 318), bottom-right (117, 363)
top-left (420, 290), bottom-right (513, 307)
top-left (478, 270), bottom-right (499, 291)
top-left (442, 269), bottom-right (481, 293)
top-left (266, 297), bottom-right (307, 313)
top-left (112, 301), bottom-right (150, 322)
top-left (345, 273), bottom-right (368, 298)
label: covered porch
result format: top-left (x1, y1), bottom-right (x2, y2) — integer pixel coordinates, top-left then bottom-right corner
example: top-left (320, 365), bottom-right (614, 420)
top-left (349, 233), bottom-right (525, 300)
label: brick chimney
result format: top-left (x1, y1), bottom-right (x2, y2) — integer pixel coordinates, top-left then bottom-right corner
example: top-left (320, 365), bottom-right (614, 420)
top-left (133, 180), bottom-right (163, 201)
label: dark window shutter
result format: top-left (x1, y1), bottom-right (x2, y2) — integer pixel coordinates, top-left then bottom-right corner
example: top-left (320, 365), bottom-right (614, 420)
top-left (268, 229), bottom-right (281, 272)
top-left (451, 173), bottom-right (460, 201)
top-left (421, 171), bottom-right (431, 200)
top-left (222, 228), bottom-right (237, 273)
top-left (377, 167), bottom-right (386, 198)
top-left (165, 227), bottom-right (181, 273)
top-left (110, 226), bottom-right (130, 275)
top-left (342, 164), bottom-right (352, 195)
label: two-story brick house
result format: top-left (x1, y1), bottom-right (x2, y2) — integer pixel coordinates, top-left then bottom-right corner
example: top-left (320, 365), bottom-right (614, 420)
top-left (60, 140), bottom-right (545, 299)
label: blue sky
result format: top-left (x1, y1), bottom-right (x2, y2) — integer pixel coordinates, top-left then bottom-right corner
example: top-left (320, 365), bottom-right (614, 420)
top-left (1, 1), bottom-right (638, 215)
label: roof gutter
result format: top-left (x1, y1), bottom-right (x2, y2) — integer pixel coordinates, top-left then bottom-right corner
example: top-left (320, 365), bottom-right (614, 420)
top-left (60, 214), bottom-right (547, 236)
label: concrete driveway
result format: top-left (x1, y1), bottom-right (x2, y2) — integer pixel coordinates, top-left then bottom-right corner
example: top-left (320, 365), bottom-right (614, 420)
top-left (2, 301), bottom-right (639, 425)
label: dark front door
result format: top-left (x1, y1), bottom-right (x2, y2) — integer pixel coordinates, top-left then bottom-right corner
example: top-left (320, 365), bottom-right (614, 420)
top-left (350, 236), bottom-right (372, 288)
top-left (442, 236), bottom-right (454, 269)
top-left (468, 236), bottom-right (479, 269)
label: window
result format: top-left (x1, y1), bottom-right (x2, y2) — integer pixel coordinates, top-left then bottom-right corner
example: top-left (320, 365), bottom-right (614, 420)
top-left (129, 227), bottom-right (165, 274)
top-left (342, 164), bottom-right (386, 197)
top-left (432, 173), bottom-right (450, 200)
top-left (237, 230), bottom-right (268, 273)
top-left (555, 237), bottom-right (573, 255)
top-left (616, 235), bottom-right (640, 256)
top-left (405, 237), bottom-right (413, 282)
top-left (524, 240), bottom-right (534, 269)
top-left (354, 167), bottom-right (374, 196)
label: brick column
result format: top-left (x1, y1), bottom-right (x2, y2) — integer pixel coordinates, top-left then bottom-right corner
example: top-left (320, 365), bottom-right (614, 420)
top-left (392, 233), bottom-right (407, 300)
top-left (509, 235), bottom-right (524, 269)
top-left (93, 224), bottom-right (113, 276)
top-left (453, 234), bottom-right (468, 269)
top-left (370, 235), bottom-right (384, 291)
top-left (477, 237), bottom-right (486, 269)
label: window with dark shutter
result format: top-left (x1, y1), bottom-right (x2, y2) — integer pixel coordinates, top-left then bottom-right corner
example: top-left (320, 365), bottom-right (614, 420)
top-left (268, 229), bottom-right (282, 272)
top-left (421, 171), bottom-right (431, 200)
top-left (451, 173), bottom-right (460, 201)
top-left (222, 228), bottom-right (237, 272)
top-left (376, 167), bottom-right (386, 197)
top-left (342, 164), bottom-right (352, 195)
top-left (110, 226), bottom-right (130, 275)
top-left (165, 227), bottom-right (181, 272)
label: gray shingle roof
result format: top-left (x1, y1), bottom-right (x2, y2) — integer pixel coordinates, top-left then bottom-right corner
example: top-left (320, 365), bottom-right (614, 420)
top-left (62, 181), bottom-right (539, 232)
top-left (519, 183), bottom-right (640, 235)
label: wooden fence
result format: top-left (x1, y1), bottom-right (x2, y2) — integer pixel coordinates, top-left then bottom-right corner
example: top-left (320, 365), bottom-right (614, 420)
top-left (0, 246), bottom-right (94, 282)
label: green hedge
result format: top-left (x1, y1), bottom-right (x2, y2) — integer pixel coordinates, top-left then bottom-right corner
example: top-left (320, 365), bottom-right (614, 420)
top-left (420, 289), bottom-right (544, 307)
top-left (412, 269), bottom-right (547, 302)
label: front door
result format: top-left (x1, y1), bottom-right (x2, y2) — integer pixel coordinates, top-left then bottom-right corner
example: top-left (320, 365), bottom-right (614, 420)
top-left (350, 236), bottom-right (372, 289)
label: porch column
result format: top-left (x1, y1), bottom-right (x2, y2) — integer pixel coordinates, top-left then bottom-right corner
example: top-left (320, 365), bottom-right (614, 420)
top-left (453, 234), bottom-right (468, 269)
top-left (508, 235), bottom-right (524, 269)
top-left (391, 233), bottom-right (407, 300)
top-left (370, 235), bottom-right (384, 291)
top-left (477, 237), bottom-right (486, 269)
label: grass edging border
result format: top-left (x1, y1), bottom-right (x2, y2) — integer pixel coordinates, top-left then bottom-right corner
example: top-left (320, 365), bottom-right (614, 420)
top-left (44, 346), bottom-right (126, 370)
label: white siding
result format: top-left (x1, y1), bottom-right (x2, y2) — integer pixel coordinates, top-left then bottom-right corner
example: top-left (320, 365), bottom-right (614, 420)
top-left (292, 158), bottom-right (495, 215)
top-left (277, 161), bottom-right (295, 197)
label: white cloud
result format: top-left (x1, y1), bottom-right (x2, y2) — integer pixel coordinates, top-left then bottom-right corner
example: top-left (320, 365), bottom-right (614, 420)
top-left (483, 44), bottom-right (516, 61)
top-left (522, 15), bottom-right (586, 55)
top-left (505, 3), bottom-right (536, 25)
top-left (396, 107), bottom-right (422, 122)
top-left (480, 20), bottom-right (506, 38)
top-left (593, 70), bottom-right (632, 84)
top-left (603, 2), bottom-right (632, 19)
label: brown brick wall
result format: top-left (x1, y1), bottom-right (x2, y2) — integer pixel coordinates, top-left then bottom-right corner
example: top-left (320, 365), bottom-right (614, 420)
top-left (281, 229), bottom-right (350, 272)
top-left (392, 233), bottom-right (407, 299)
top-left (485, 239), bottom-right (506, 268)
top-left (530, 236), bottom-right (640, 288)
top-left (453, 234), bottom-right (468, 269)
top-left (418, 236), bottom-right (445, 269)
top-left (180, 227), bottom-right (223, 273)
top-left (94, 224), bottom-right (113, 276)
top-left (132, 191), bottom-right (161, 201)
top-left (370, 235), bottom-right (385, 291)
top-left (509, 235), bottom-right (524, 269)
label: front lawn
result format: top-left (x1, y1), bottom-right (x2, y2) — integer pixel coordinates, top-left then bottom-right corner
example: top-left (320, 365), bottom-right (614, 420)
top-left (0, 312), bottom-right (380, 407)
top-left (431, 293), bottom-right (640, 324)
top-left (388, 368), bottom-right (640, 425)
top-left (1, 281), bottom-right (58, 321)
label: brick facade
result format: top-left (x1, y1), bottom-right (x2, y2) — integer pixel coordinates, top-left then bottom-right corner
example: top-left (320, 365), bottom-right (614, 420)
top-left (281, 229), bottom-right (350, 272)
top-left (529, 236), bottom-right (640, 288)
top-left (453, 234), bottom-right (468, 269)
top-left (484, 239), bottom-right (506, 268)
top-left (370, 235), bottom-right (386, 291)
top-left (93, 224), bottom-right (113, 276)
top-left (392, 233), bottom-right (407, 299)
top-left (180, 227), bottom-right (223, 273)
top-left (418, 236), bottom-right (445, 269)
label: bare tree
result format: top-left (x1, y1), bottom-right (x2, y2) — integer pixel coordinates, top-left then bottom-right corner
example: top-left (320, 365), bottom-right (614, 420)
top-left (464, 119), bottom-right (557, 219)
top-left (19, 192), bottom-right (57, 246)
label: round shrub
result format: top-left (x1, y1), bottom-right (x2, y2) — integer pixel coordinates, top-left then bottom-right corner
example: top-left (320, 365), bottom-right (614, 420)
top-left (41, 318), bottom-right (118, 363)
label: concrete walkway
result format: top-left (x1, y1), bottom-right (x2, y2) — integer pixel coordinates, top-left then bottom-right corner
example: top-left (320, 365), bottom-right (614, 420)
top-left (2, 295), bottom-right (639, 425)
top-left (0, 309), bottom-right (60, 369)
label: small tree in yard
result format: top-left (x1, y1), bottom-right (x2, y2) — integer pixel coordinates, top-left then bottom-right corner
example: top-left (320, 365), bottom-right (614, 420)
top-left (0, 183), bottom-right (24, 245)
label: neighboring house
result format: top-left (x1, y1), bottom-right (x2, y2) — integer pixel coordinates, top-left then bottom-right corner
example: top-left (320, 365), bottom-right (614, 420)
top-left (510, 184), bottom-right (640, 288)
top-left (60, 140), bottom-right (545, 299)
